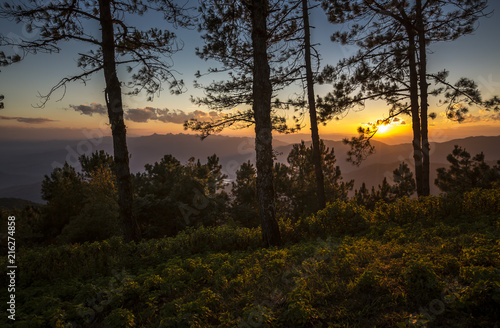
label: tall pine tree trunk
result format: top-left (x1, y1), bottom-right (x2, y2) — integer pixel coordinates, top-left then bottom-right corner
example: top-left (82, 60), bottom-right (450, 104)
top-left (250, 0), bottom-right (281, 247)
top-left (99, 0), bottom-right (141, 242)
top-left (417, 0), bottom-right (430, 196)
top-left (406, 26), bottom-right (424, 197)
top-left (302, 0), bottom-right (326, 210)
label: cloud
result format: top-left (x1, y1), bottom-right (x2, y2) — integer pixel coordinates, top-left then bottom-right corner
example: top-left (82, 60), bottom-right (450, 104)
top-left (125, 107), bottom-right (226, 124)
top-left (67, 102), bottom-right (227, 124)
top-left (69, 103), bottom-right (107, 116)
top-left (0, 115), bottom-right (58, 124)
top-left (363, 116), bottom-right (406, 128)
top-left (457, 112), bottom-right (500, 124)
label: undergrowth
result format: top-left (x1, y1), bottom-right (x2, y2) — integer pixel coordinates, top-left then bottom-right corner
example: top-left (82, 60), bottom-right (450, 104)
top-left (1, 187), bottom-right (499, 327)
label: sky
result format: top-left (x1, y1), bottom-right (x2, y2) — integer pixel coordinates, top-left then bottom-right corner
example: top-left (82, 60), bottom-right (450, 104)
top-left (0, 1), bottom-right (499, 144)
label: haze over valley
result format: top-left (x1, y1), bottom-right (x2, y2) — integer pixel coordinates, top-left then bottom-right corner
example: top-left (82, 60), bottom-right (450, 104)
top-left (1, 133), bottom-right (499, 203)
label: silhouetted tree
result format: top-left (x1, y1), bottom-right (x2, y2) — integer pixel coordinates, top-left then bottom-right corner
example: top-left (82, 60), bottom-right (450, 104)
top-left (41, 163), bottom-right (85, 241)
top-left (230, 141), bottom-right (352, 221)
top-left (319, 0), bottom-right (492, 197)
top-left (187, 0), bottom-right (308, 246)
top-left (39, 152), bottom-right (121, 243)
top-left (286, 140), bottom-right (353, 218)
top-left (391, 162), bottom-right (416, 198)
top-left (58, 164), bottom-right (120, 244)
top-left (301, 0), bottom-right (326, 211)
top-left (353, 162), bottom-right (416, 209)
top-left (353, 182), bottom-right (371, 208)
top-left (0, 50), bottom-right (21, 109)
top-left (230, 161), bottom-right (260, 227)
top-left (133, 154), bottom-right (228, 238)
top-left (79, 150), bottom-right (115, 178)
top-left (435, 146), bottom-right (500, 194)
top-left (1, 0), bottom-right (190, 241)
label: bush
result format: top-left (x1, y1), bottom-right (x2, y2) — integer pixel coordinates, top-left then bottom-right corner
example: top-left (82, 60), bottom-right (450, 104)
top-left (297, 200), bottom-right (370, 238)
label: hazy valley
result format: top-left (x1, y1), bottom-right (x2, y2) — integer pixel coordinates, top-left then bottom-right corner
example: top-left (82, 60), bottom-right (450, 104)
top-left (1, 133), bottom-right (499, 203)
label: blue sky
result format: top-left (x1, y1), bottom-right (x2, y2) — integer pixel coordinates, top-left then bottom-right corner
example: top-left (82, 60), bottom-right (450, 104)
top-left (0, 1), bottom-right (499, 143)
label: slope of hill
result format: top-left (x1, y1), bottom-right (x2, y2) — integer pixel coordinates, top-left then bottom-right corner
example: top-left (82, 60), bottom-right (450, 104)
top-left (0, 197), bottom-right (40, 209)
top-left (0, 134), bottom-right (499, 202)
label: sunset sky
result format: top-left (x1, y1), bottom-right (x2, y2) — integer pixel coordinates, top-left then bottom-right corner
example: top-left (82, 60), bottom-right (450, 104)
top-left (1, 1), bottom-right (499, 144)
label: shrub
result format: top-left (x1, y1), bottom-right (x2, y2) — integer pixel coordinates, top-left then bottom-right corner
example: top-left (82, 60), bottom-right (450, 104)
top-left (297, 200), bottom-right (370, 239)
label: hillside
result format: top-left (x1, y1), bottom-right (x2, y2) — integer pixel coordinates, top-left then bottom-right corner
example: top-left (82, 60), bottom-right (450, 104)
top-left (0, 134), bottom-right (499, 203)
top-left (0, 197), bottom-right (40, 210)
top-left (1, 188), bottom-right (498, 327)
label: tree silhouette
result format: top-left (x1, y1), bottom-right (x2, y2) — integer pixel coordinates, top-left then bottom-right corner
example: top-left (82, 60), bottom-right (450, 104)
top-left (301, 0), bottom-right (326, 211)
top-left (186, 0), bottom-right (309, 246)
top-left (435, 146), bottom-right (500, 194)
top-left (133, 154), bottom-right (228, 238)
top-left (230, 161), bottom-right (259, 227)
top-left (319, 0), bottom-right (492, 197)
top-left (1, 0), bottom-right (190, 241)
top-left (286, 140), bottom-right (352, 218)
top-left (0, 50), bottom-right (21, 109)
top-left (391, 162), bottom-right (416, 198)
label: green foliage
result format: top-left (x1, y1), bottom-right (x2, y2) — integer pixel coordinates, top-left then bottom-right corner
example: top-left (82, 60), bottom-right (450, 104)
top-left (285, 140), bottom-right (353, 218)
top-left (4, 184), bottom-right (500, 328)
top-left (41, 162), bottom-right (85, 240)
top-left (435, 145), bottom-right (500, 194)
top-left (133, 154), bottom-right (229, 238)
top-left (58, 166), bottom-right (121, 244)
top-left (103, 308), bottom-right (136, 328)
top-left (298, 200), bottom-right (369, 238)
top-left (392, 162), bottom-right (417, 198)
top-left (79, 150), bottom-right (115, 178)
top-left (230, 161), bottom-right (260, 228)
top-left (354, 162), bottom-right (416, 210)
top-left (403, 259), bottom-right (442, 308)
top-left (38, 152), bottom-right (121, 244)
top-left (230, 141), bottom-right (353, 225)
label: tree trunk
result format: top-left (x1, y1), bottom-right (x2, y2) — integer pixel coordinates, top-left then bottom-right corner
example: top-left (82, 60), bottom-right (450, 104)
top-left (302, 0), bottom-right (326, 210)
top-left (406, 26), bottom-right (424, 197)
top-left (416, 0), bottom-right (430, 196)
top-left (99, 0), bottom-right (141, 242)
top-left (250, 0), bottom-right (281, 247)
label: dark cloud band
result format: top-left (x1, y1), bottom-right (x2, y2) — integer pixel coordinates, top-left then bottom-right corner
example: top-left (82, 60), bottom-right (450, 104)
top-left (0, 115), bottom-right (57, 124)
top-left (67, 103), bottom-right (226, 124)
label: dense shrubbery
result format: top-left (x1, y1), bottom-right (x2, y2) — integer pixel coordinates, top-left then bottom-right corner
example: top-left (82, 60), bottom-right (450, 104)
top-left (2, 145), bottom-right (499, 327)
top-left (133, 154), bottom-right (229, 238)
top-left (1, 186), bottom-right (499, 327)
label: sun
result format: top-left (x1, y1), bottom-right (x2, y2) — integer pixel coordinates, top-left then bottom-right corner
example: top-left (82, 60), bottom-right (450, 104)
top-left (378, 124), bottom-right (390, 134)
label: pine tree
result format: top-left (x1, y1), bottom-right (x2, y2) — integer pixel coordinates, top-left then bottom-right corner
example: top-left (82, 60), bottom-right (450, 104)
top-left (186, 0), bottom-right (307, 246)
top-left (1, 0), bottom-right (190, 241)
top-left (319, 0), bottom-right (492, 197)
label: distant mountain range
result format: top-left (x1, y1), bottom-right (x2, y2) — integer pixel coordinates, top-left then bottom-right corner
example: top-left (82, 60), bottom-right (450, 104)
top-left (1, 133), bottom-right (499, 204)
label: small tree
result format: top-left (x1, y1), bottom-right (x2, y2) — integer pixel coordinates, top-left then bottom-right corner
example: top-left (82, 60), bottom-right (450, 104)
top-left (230, 161), bottom-right (260, 227)
top-left (353, 162), bottom-right (416, 209)
top-left (435, 146), bottom-right (500, 194)
top-left (391, 162), bottom-right (416, 198)
top-left (58, 165), bottom-right (121, 244)
top-left (287, 140), bottom-right (352, 218)
top-left (40, 152), bottom-right (121, 244)
top-left (41, 163), bottom-right (85, 241)
top-left (133, 154), bottom-right (228, 238)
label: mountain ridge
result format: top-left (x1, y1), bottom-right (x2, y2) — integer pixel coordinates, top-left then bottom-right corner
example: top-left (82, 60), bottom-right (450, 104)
top-left (0, 133), bottom-right (499, 203)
